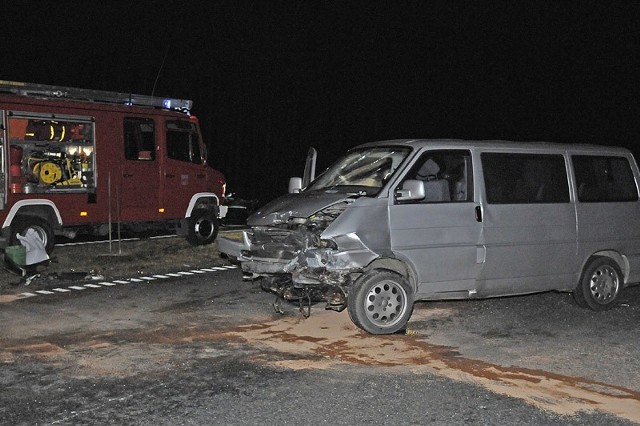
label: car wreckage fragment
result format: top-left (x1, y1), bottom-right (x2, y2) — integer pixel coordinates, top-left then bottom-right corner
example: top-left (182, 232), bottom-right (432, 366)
top-left (236, 199), bottom-right (381, 316)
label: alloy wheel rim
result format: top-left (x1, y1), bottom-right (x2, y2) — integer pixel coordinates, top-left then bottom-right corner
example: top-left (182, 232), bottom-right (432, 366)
top-left (364, 279), bottom-right (407, 327)
top-left (589, 265), bottom-right (619, 304)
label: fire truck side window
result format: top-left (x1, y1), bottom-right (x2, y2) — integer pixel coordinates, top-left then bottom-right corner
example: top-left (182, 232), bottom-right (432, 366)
top-left (166, 120), bottom-right (203, 164)
top-left (124, 118), bottom-right (155, 161)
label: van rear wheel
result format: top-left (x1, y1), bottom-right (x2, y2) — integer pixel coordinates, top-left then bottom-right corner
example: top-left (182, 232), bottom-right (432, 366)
top-left (347, 269), bottom-right (414, 335)
top-left (573, 256), bottom-right (622, 311)
top-left (186, 209), bottom-right (219, 246)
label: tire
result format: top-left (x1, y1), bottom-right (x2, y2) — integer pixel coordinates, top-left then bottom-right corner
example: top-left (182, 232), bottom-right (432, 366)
top-left (573, 256), bottom-right (622, 311)
top-left (347, 269), bottom-right (414, 335)
top-left (10, 216), bottom-right (55, 254)
top-left (186, 209), bottom-right (219, 246)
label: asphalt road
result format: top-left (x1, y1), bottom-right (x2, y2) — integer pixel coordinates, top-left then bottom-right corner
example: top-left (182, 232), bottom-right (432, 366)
top-left (1, 264), bottom-right (639, 425)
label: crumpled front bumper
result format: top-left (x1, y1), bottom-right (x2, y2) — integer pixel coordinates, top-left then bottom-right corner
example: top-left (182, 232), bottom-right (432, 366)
top-left (217, 229), bottom-right (251, 260)
top-left (218, 228), bottom-right (379, 285)
top-left (218, 228), bottom-right (302, 275)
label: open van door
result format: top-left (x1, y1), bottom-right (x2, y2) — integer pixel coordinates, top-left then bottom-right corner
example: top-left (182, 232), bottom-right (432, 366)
top-left (290, 147), bottom-right (317, 193)
top-left (302, 147), bottom-right (317, 188)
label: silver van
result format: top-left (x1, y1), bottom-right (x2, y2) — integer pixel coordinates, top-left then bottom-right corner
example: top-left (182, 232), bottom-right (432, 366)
top-left (218, 140), bottom-right (640, 334)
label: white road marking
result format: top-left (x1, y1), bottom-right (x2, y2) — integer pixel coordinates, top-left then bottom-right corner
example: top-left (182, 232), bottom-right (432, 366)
top-left (3, 264), bottom-right (238, 302)
top-left (57, 234), bottom-right (178, 248)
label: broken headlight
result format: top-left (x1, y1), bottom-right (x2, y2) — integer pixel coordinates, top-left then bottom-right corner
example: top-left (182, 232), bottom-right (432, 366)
top-left (303, 200), bottom-right (352, 232)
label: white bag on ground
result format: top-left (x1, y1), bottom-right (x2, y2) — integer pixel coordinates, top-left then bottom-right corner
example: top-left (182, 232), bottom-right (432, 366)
top-left (16, 229), bottom-right (50, 265)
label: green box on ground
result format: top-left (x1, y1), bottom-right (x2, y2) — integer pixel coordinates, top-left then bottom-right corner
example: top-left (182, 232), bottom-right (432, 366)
top-left (5, 245), bottom-right (26, 266)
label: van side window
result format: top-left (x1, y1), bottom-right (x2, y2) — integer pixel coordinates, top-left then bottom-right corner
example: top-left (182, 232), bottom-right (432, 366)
top-left (124, 118), bottom-right (155, 161)
top-left (572, 155), bottom-right (638, 202)
top-left (403, 150), bottom-right (473, 202)
top-left (482, 153), bottom-right (569, 204)
top-left (166, 120), bottom-right (203, 164)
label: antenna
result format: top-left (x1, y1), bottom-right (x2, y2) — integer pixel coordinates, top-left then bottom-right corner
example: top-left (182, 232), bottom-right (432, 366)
top-left (152, 44), bottom-right (170, 98)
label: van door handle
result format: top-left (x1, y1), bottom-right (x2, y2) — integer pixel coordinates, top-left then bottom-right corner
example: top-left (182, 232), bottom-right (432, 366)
top-left (122, 172), bottom-right (133, 178)
top-left (165, 173), bottom-right (175, 178)
top-left (196, 173), bottom-right (206, 179)
top-left (475, 206), bottom-right (483, 222)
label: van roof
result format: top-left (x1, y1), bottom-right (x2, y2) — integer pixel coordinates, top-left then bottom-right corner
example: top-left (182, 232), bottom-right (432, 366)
top-left (357, 139), bottom-right (632, 155)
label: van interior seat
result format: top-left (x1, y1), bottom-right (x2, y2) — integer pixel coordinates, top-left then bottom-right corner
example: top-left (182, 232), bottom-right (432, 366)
top-left (454, 179), bottom-right (466, 201)
top-left (423, 179), bottom-right (451, 202)
top-left (417, 158), bottom-right (451, 202)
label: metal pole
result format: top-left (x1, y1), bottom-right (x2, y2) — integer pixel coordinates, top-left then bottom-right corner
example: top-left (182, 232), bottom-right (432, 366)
top-left (116, 182), bottom-right (121, 255)
top-left (108, 173), bottom-right (112, 253)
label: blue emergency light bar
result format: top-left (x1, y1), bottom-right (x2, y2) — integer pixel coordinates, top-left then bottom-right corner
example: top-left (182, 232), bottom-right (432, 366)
top-left (0, 80), bottom-right (193, 115)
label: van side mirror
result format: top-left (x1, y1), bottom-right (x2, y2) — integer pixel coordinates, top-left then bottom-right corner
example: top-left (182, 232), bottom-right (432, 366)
top-left (289, 177), bottom-right (303, 193)
top-left (396, 179), bottom-right (425, 201)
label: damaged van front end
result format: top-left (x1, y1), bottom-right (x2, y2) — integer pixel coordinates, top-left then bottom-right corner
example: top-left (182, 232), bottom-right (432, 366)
top-left (218, 145), bottom-right (412, 314)
top-left (223, 194), bottom-right (386, 313)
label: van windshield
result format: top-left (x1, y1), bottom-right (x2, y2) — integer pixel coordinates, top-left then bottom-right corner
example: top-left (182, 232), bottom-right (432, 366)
top-left (307, 146), bottom-right (411, 195)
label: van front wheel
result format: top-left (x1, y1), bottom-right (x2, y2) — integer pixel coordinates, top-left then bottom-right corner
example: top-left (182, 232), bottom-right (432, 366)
top-left (573, 257), bottom-right (622, 311)
top-left (347, 269), bottom-right (414, 335)
top-left (186, 209), bottom-right (219, 246)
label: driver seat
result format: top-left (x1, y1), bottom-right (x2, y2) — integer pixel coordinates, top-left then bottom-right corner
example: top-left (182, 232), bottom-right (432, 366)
top-left (417, 159), bottom-right (450, 202)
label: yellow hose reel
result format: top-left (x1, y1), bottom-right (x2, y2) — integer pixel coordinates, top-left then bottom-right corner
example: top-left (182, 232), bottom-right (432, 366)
top-left (34, 161), bottom-right (63, 184)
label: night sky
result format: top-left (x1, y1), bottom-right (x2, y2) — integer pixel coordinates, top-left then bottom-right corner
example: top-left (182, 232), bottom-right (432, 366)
top-left (2, 1), bottom-right (639, 203)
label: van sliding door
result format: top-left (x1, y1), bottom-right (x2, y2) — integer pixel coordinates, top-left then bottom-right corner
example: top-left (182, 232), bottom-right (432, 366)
top-left (478, 152), bottom-right (577, 295)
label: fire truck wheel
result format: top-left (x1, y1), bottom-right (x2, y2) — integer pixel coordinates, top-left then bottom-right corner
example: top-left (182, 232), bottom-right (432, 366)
top-left (10, 216), bottom-right (55, 254)
top-left (186, 209), bottom-right (219, 246)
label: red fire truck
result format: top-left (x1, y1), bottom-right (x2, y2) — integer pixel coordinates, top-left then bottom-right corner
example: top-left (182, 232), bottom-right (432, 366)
top-left (0, 80), bottom-right (226, 253)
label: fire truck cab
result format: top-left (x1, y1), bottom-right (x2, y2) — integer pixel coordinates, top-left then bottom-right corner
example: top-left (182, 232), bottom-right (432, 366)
top-left (0, 80), bottom-right (226, 253)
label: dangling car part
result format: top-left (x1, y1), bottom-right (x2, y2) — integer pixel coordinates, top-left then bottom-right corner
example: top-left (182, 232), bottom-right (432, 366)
top-left (218, 145), bottom-right (412, 332)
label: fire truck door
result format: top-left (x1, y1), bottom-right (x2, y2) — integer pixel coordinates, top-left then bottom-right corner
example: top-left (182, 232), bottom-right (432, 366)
top-left (119, 118), bottom-right (160, 221)
top-left (161, 120), bottom-right (208, 217)
top-left (1, 110), bottom-right (5, 209)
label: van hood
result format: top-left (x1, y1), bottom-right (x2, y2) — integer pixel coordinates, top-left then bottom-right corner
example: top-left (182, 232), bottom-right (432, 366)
top-left (247, 190), bottom-right (352, 226)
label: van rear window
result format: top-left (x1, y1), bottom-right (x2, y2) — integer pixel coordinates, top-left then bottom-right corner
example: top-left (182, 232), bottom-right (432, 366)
top-left (481, 153), bottom-right (570, 204)
top-left (572, 155), bottom-right (638, 202)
